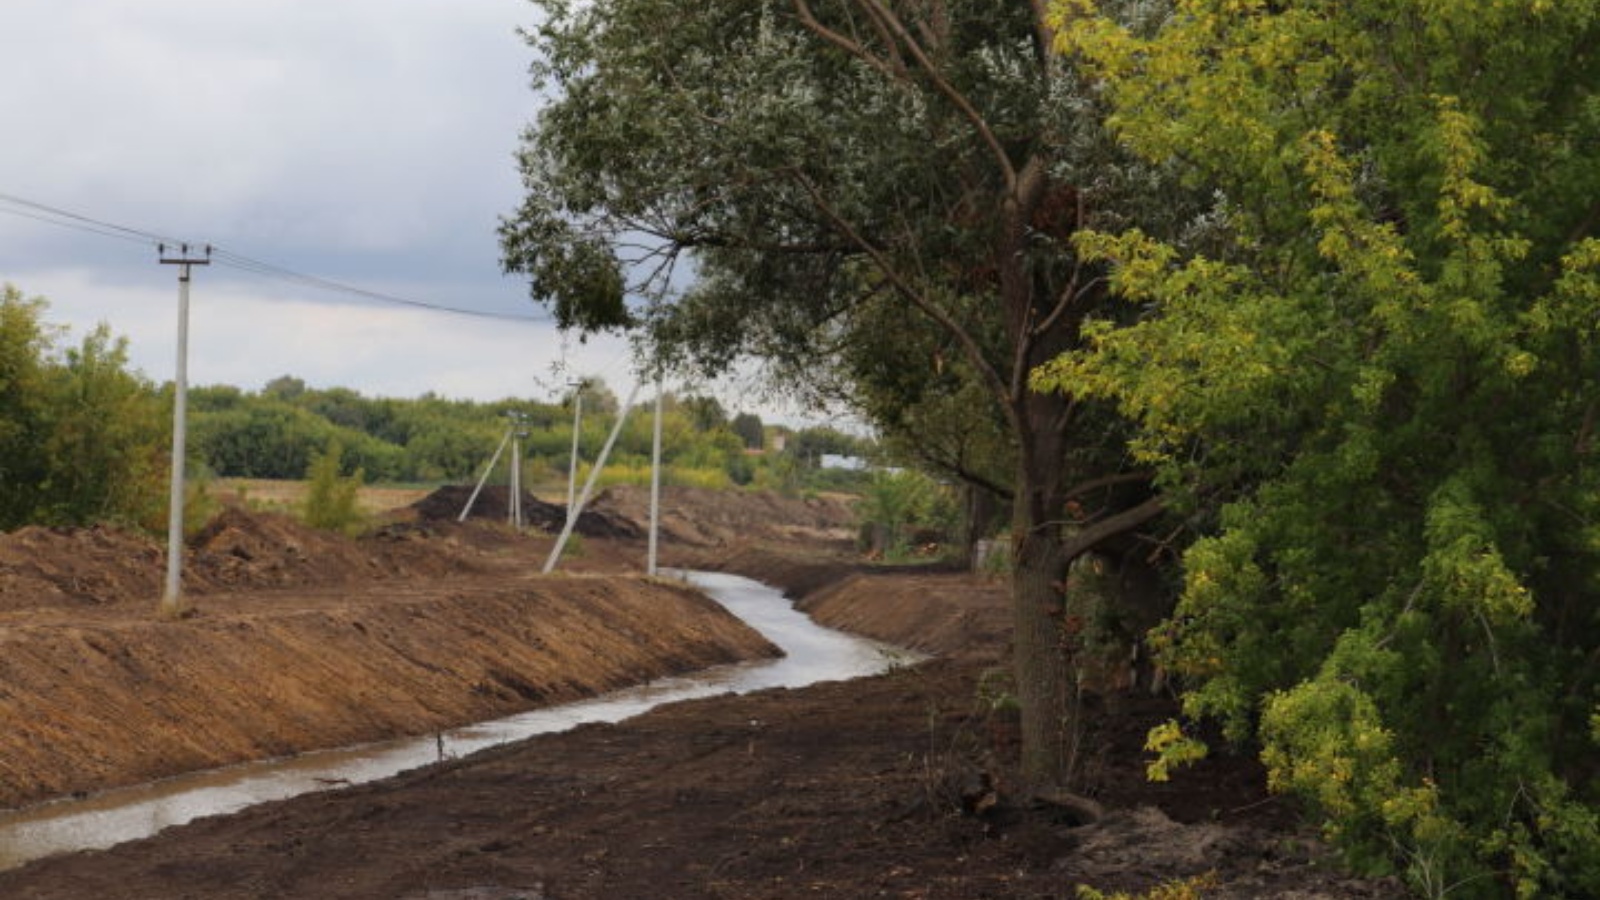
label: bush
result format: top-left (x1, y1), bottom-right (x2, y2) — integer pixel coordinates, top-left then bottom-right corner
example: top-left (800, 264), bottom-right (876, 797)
top-left (855, 469), bottom-right (957, 559)
top-left (301, 443), bottom-right (365, 535)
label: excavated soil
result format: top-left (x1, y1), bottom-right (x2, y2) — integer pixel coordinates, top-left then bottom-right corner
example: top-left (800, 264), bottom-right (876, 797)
top-left (0, 485), bottom-right (1405, 899)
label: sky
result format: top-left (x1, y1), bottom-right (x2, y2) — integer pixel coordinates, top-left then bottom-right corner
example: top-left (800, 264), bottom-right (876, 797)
top-left (0, 0), bottom-right (799, 418)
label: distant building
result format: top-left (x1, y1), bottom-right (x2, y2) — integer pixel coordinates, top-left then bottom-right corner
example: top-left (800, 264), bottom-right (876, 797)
top-left (820, 454), bottom-right (868, 471)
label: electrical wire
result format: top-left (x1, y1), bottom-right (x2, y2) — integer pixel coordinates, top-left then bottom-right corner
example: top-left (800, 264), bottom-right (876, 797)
top-left (0, 191), bottom-right (185, 246)
top-left (0, 191), bottom-right (556, 324)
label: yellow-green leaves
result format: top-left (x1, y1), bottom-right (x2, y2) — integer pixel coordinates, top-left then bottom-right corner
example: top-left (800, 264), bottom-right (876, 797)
top-left (1422, 478), bottom-right (1534, 626)
top-left (1042, 0), bottom-right (1600, 893)
top-left (1144, 719), bottom-right (1209, 783)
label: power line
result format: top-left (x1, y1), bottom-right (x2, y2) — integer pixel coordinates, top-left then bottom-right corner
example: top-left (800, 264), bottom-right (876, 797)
top-left (0, 191), bottom-right (184, 246)
top-left (0, 204), bottom-right (160, 248)
top-left (0, 191), bottom-right (556, 325)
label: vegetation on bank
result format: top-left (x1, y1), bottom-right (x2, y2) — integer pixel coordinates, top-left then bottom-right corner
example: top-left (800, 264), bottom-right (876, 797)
top-left (188, 373), bottom-right (874, 492)
top-left (1038, 1), bottom-right (1600, 895)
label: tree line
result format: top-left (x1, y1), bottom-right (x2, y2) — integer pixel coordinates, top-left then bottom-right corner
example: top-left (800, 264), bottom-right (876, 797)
top-left (189, 374), bottom-right (871, 492)
top-left (0, 286), bottom-right (875, 531)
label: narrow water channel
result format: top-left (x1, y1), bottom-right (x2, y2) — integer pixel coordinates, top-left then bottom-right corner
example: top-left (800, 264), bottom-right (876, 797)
top-left (0, 571), bottom-right (911, 872)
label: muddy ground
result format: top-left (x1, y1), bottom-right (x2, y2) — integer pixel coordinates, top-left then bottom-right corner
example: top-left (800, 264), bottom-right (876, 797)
top-left (0, 486), bottom-right (1404, 899)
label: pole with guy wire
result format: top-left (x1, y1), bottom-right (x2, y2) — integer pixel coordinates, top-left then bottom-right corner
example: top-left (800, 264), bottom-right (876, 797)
top-left (157, 243), bottom-right (210, 618)
top-left (458, 427), bottom-right (512, 522)
top-left (545, 382), bottom-right (642, 573)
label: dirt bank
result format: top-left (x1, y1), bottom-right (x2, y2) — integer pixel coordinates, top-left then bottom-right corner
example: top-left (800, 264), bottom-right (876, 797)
top-left (0, 569), bottom-right (1401, 899)
top-left (797, 570), bottom-right (1011, 660)
top-left (0, 488), bottom-right (1407, 898)
top-left (0, 487), bottom-right (863, 811)
top-left (592, 484), bottom-right (858, 549)
top-left (0, 576), bottom-right (776, 810)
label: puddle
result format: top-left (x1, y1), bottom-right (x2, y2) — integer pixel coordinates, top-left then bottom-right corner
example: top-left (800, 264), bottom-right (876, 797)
top-left (0, 571), bottom-right (911, 871)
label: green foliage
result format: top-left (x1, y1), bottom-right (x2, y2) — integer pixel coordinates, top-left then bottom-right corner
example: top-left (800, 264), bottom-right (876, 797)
top-left (503, 0), bottom-right (1186, 788)
top-left (729, 412), bottom-right (764, 451)
top-left (1050, 1), bottom-right (1600, 894)
top-left (1144, 720), bottom-right (1208, 784)
top-left (0, 286), bottom-right (60, 526)
top-left (300, 442), bottom-right (365, 535)
top-left (855, 469), bottom-right (957, 559)
top-left (678, 394), bottom-right (727, 432)
top-left (0, 285), bottom-right (168, 530)
top-left (1075, 873), bottom-right (1218, 900)
top-left (187, 377), bottom-right (815, 494)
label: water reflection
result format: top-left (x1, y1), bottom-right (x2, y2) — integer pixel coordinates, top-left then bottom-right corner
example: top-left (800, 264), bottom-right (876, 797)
top-left (0, 571), bottom-right (909, 871)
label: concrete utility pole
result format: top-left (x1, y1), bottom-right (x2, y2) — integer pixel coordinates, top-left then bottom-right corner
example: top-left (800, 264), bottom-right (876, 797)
top-left (565, 379), bottom-right (584, 515)
top-left (459, 427), bottom-right (513, 522)
top-left (648, 375), bottom-right (664, 575)
top-left (158, 243), bottom-right (210, 619)
top-left (545, 382), bottom-right (641, 573)
top-left (508, 411), bottom-right (529, 530)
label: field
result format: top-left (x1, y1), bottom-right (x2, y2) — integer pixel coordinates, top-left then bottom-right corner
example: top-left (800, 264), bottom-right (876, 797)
top-left (213, 477), bottom-right (438, 515)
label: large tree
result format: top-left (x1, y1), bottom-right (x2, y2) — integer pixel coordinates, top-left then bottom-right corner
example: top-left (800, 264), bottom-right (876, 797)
top-left (1045, 0), bottom-right (1600, 893)
top-left (501, 0), bottom-right (1181, 788)
top-left (0, 285), bottom-right (167, 530)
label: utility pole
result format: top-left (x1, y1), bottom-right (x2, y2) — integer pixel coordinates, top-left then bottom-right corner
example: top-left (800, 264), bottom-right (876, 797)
top-left (648, 374), bottom-right (664, 575)
top-left (157, 243), bottom-right (210, 618)
top-left (459, 427), bottom-right (512, 522)
top-left (546, 382), bottom-right (641, 573)
top-left (508, 411), bottom-right (528, 530)
top-left (565, 379), bottom-right (584, 517)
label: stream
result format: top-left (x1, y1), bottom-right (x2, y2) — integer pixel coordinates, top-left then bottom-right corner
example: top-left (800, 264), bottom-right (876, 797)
top-left (0, 570), bottom-right (911, 872)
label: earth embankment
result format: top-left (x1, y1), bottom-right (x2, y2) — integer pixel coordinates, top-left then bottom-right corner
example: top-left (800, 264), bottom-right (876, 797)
top-left (0, 485), bottom-right (1410, 899)
top-left (0, 496), bottom-right (787, 812)
top-left (0, 576), bottom-right (775, 810)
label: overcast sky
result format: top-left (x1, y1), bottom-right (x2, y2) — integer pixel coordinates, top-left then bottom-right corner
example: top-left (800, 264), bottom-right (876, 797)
top-left (0, 0), bottom-right (800, 418)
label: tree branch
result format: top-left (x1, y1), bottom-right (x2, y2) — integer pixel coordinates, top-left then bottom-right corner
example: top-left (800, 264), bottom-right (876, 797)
top-left (854, 0), bottom-right (1019, 192)
top-left (1028, 0), bottom-right (1058, 71)
top-left (791, 0), bottom-right (901, 82)
top-left (790, 168), bottom-right (1019, 434)
top-left (1056, 495), bottom-right (1166, 562)
top-left (1063, 470), bottom-right (1155, 503)
top-left (914, 451), bottom-right (1016, 501)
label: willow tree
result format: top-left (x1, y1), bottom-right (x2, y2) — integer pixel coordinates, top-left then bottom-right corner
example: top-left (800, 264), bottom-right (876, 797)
top-left (501, 0), bottom-right (1184, 789)
top-left (1044, 1), bottom-right (1600, 893)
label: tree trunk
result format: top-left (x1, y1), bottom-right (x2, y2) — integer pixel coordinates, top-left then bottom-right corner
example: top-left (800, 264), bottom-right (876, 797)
top-left (1011, 521), bottom-right (1077, 786)
top-left (961, 483), bottom-right (1002, 571)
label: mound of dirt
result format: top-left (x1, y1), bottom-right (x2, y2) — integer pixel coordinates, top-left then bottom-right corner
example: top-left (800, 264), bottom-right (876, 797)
top-left (0, 576), bottom-right (778, 810)
top-left (797, 570), bottom-right (1011, 660)
top-left (0, 525), bottom-right (166, 612)
top-left (410, 485), bottom-right (642, 539)
top-left (589, 484), bottom-right (857, 548)
top-left (0, 507), bottom-right (496, 613)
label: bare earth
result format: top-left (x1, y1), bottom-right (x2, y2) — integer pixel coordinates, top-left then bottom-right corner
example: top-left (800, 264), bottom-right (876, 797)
top-left (0, 486), bottom-right (1404, 899)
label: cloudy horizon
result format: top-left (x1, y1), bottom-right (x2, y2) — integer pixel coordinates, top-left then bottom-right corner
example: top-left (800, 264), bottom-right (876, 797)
top-left (0, 0), bottom-right (825, 424)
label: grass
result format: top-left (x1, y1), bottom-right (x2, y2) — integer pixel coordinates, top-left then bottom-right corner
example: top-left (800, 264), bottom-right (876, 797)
top-left (214, 479), bottom-right (436, 516)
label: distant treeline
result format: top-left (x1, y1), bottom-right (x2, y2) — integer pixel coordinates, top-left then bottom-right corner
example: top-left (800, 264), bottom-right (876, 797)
top-left (190, 375), bottom-right (874, 491)
top-left (2, 285), bottom-right (871, 531)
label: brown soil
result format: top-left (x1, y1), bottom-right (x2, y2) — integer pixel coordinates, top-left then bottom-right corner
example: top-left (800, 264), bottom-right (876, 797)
top-left (0, 485), bottom-right (1405, 899)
